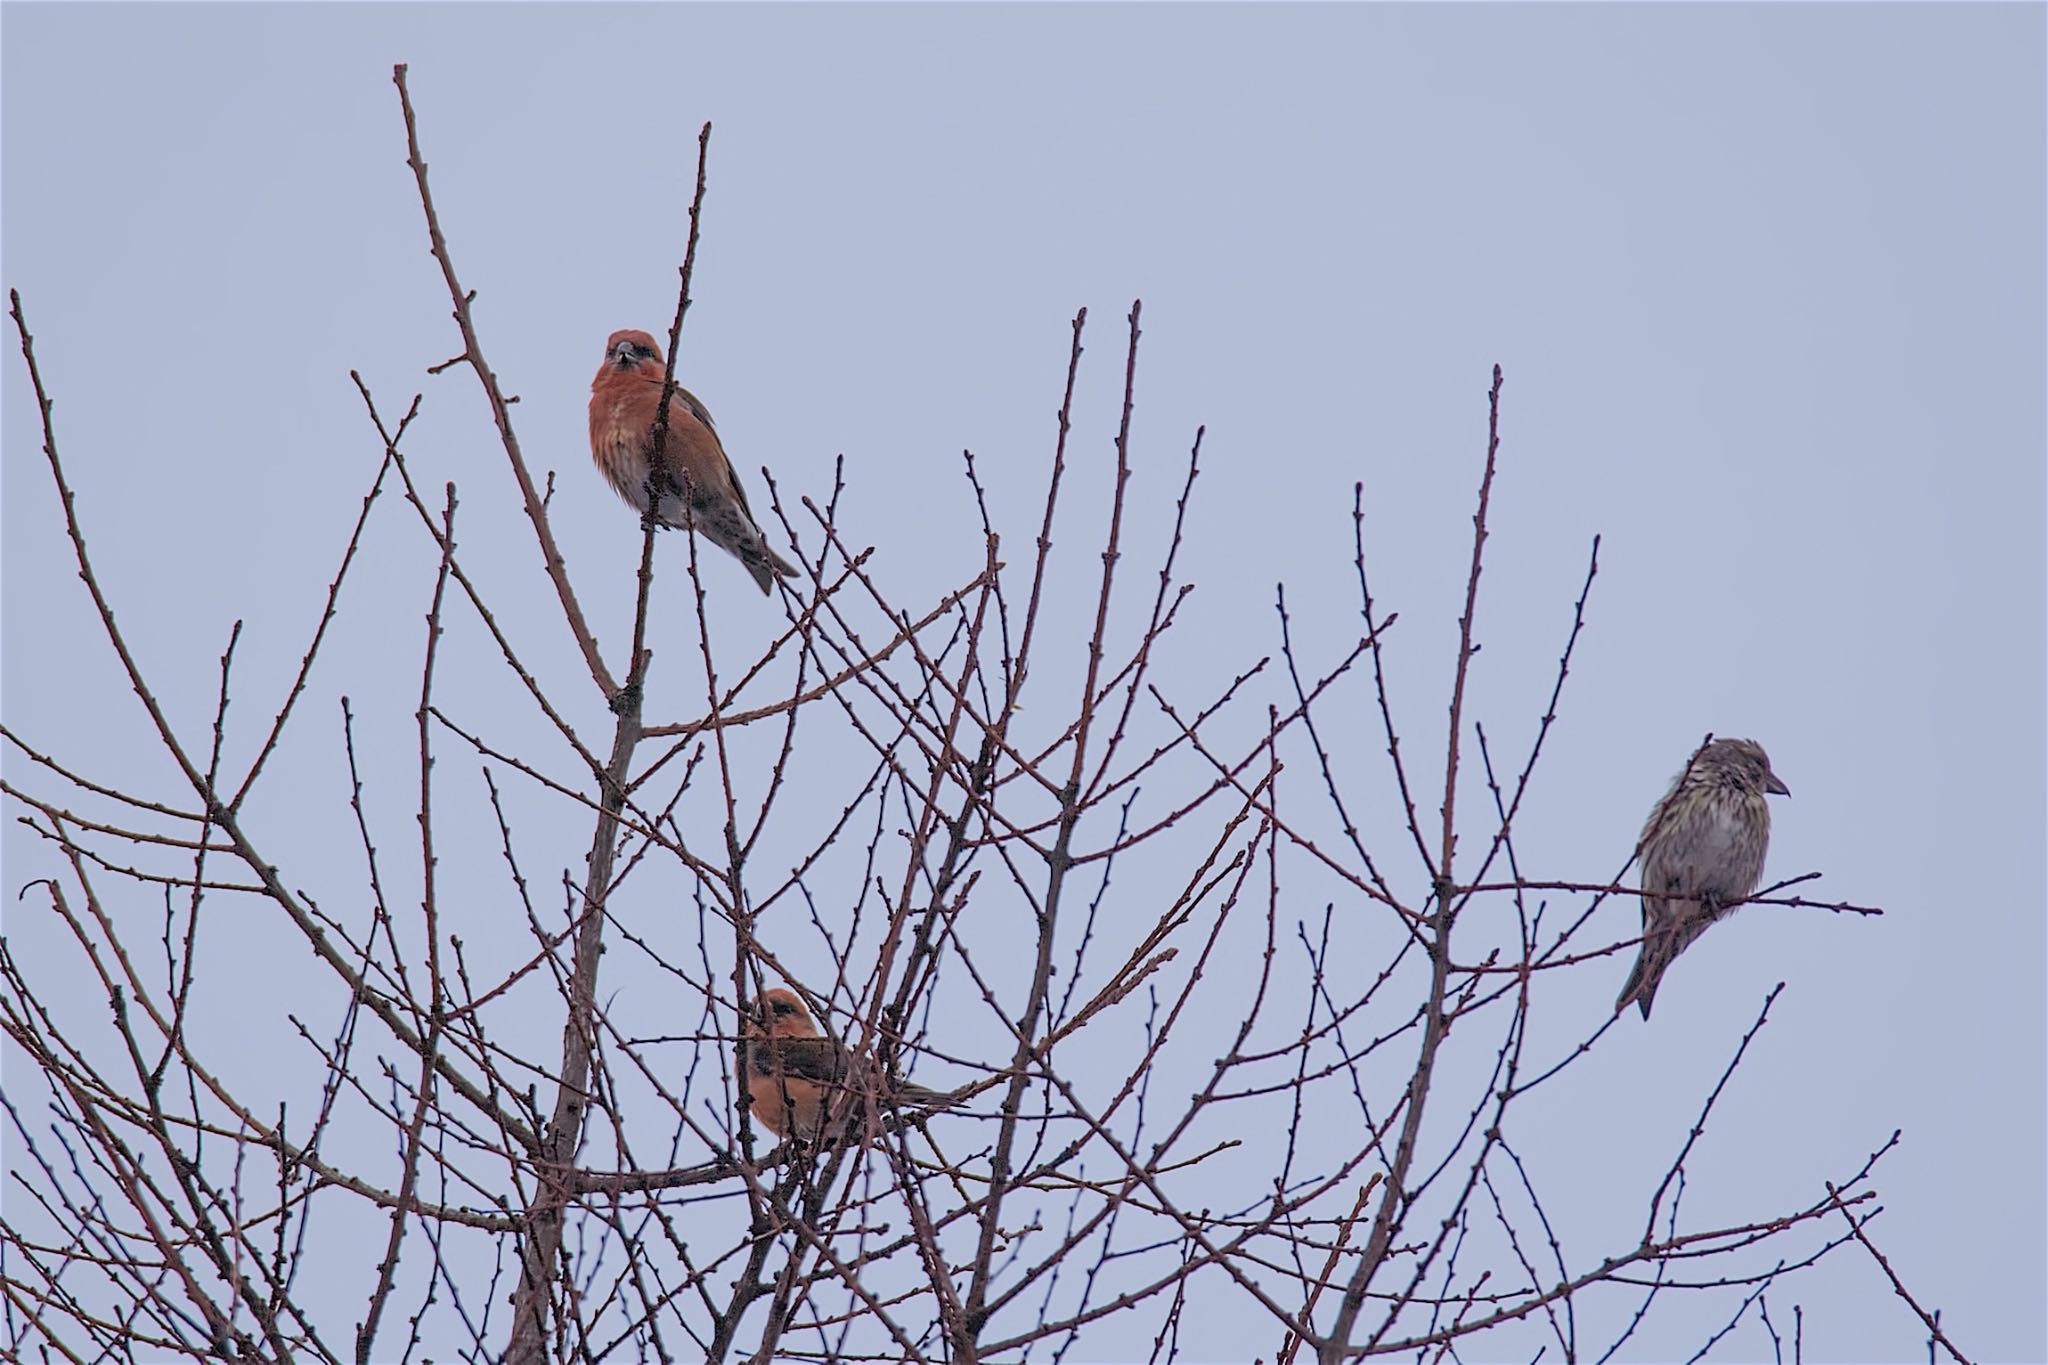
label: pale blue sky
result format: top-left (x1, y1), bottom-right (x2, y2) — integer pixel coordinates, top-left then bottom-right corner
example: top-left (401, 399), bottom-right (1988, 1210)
top-left (5, 4), bottom-right (2043, 1361)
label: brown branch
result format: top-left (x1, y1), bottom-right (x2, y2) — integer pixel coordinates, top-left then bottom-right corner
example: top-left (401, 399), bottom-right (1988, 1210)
top-left (1823, 1171), bottom-right (1972, 1364)
top-left (391, 63), bottom-right (618, 698)
top-left (11, 290), bottom-right (536, 1154)
top-left (500, 100), bottom-right (717, 1365)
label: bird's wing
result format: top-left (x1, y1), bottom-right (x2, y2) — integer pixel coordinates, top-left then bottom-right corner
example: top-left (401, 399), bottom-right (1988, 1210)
top-left (1633, 768), bottom-right (1688, 863)
top-left (752, 1036), bottom-right (854, 1088)
top-left (672, 384), bottom-right (718, 437)
top-left (672, 384), bottom-right (761, 521)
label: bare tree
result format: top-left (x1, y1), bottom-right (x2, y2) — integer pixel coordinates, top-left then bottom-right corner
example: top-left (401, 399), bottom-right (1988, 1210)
top-left (3, 65), bottom-right (1959, 1365)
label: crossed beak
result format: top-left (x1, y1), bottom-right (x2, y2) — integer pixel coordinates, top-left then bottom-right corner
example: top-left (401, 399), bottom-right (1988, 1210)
top-left (612, 344), bottom-right (639, 368)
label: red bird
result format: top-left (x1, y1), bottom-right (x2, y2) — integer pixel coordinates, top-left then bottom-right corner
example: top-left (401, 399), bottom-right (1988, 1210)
top-left (740, 988), bottom-right (966, 1143)
top-left (588, 329), bottom-right (799, 594)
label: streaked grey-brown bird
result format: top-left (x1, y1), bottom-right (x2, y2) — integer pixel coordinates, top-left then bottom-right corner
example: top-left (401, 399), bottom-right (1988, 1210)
top-left (1616, 737), bottom-right (1790, 1020)
top-left (588, 328), bottom-right (799, 595)
top-left (739, 988), bottom-right (966, 1142)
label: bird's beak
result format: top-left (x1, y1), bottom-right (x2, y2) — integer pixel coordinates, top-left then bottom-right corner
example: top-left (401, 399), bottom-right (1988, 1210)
top-left (1765, 771), bottom-right (1790, 797)
top-left (612, 345), bottom-right (635, 367)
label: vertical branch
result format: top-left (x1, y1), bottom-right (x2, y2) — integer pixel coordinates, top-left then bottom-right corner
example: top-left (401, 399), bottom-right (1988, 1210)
top-left (159, 622), bottom-right (241, 1092)
top-left (1319, 365), bottom-right (1505, 1364)
top-left (358, 483), bottom-right (458, 1364)
top-left (650, 121), bottom-right (714, 495)
top-left (503, 693), bottom-right (643, 1365)
top-left (1007, 307), bottom-right (1089, 710)
top-left (1437, 365), bottom-right (1505, 888)
top-left (1352, 485), bottom-right (1436, 880)
top-left (963, 301), bottom-right (1142, 1355)
top-left (500, 103), bottom-right (717, 1365)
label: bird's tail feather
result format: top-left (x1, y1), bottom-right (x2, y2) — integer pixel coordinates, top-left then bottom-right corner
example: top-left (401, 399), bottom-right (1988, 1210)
top-left (1615, 940), bottom-right (1670, 1020)
top-left (741, 540), bottom-right (801, 595)
top-left (897, 1082), bottom-right (970, 1113)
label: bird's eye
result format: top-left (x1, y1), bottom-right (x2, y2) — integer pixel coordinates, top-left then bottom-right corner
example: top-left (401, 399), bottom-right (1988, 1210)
top-left (632, 344), bottom-right (656, 359)
top-left (772, 1001), bottom-right (795, 1016)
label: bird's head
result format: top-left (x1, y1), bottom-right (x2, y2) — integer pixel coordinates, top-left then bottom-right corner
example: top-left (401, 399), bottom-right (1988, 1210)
top-left (602, 329), bottom-right (662, 374)
top-left (749, 988), bottom-right (818, 1040)
top-left (1704, 737), bottom-right (1790, 797)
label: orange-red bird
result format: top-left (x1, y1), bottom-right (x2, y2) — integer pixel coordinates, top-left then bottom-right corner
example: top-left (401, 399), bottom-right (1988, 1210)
top-left (588, 329), bottom-right (799, 594)
top-left (740, 988), bottom-right (965, 1142)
